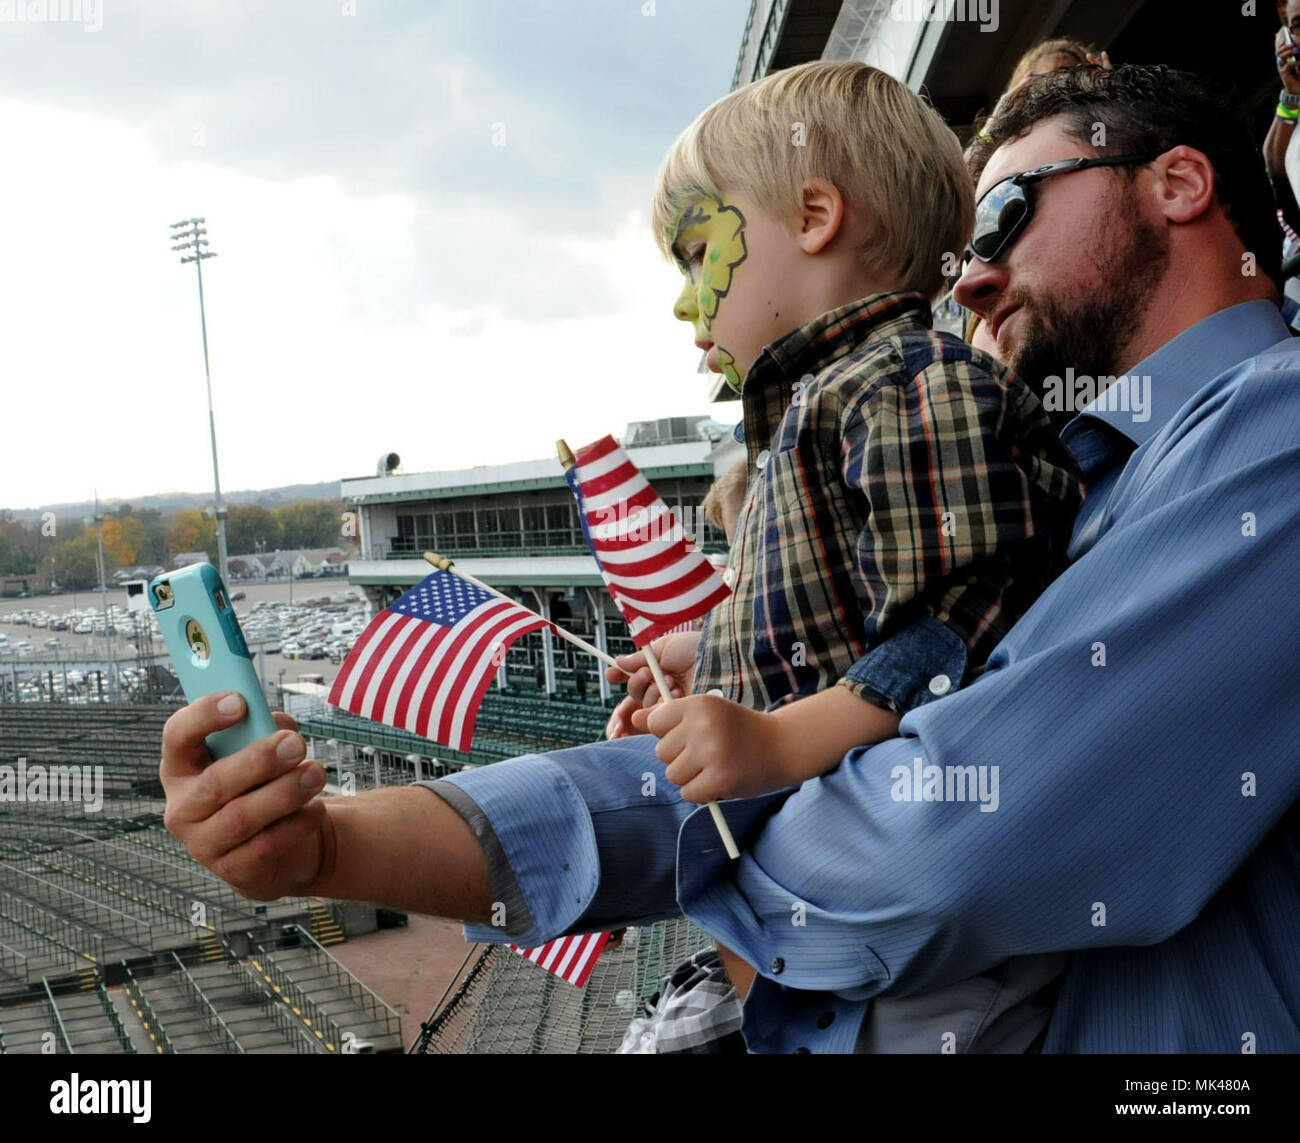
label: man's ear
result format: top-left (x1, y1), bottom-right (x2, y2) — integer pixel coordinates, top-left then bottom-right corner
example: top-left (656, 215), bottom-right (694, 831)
top-left (1149, 145), bottom-right (1216, 226)
top-left (795, 178), bottom-right (845, 254)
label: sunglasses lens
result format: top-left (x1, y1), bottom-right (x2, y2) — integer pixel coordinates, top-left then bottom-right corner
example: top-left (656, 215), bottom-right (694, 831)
top-left (971, 180), bottom-right (1028, 261)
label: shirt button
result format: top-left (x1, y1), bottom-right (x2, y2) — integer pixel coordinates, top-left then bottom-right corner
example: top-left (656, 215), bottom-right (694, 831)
top-left (770, 957), bottom-right (784, 974)
top-left (723, 566), bottom-right (737, 588)
top-left (816, 1012), bottom-right (835, 1029)
top-left (706, 688), bottom-right (724, 698)
top-left (793, 1046), bottom-right (811, 1054)
top-left (755, 449), bottom-right (770, 469)
top-left (928, 674), bottom-right (952, 696)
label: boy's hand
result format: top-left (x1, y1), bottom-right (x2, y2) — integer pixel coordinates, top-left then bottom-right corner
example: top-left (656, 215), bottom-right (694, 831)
top-left (644, 693), bottom-right (793, 803)
top-left (606, 629), bottom-right (701, 727)
top-left (604, 695), bottom-right (643, 740)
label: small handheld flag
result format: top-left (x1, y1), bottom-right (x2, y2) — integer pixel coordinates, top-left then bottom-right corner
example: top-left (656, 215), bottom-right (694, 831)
top-left (563, 435), bottom-right (731, 647)
top-left (327, 569), bottom-right (552, 752)
top-left (561, 435), bottom-right (741, 860)
top-left (508, 931), bottom-right (611, 988)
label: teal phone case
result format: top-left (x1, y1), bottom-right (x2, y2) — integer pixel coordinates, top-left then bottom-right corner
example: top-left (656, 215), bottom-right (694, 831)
top-left (149, 563), bottom-right (278, 760)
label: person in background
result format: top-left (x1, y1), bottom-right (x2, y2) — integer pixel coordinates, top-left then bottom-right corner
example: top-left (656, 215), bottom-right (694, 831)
top-left (1263, 0), bottom-right (1300, 323)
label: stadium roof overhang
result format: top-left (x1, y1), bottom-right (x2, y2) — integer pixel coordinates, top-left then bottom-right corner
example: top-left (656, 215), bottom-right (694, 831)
top-left (728, 0), bottom-right (1280, 154)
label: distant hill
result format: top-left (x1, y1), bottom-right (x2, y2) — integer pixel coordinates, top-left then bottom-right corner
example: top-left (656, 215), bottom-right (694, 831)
top-left (7, 481), bottom-right (342, 521)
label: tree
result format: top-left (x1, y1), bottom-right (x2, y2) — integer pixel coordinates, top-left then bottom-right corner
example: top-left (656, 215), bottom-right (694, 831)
top-left (135, 508), bottom-right (167, 566)
top-left (0, 510), bottom-right (44, 574)
top-left (101, 515), bottom-right (145, 567)
top-left (227, 504), bottom-right (282, 554)
top-left (166, 509), bottom-right (217, 563)
top-left (275, 501), bottom-right (342, 549)
top-left (43, 531), bottom-right (102, 589)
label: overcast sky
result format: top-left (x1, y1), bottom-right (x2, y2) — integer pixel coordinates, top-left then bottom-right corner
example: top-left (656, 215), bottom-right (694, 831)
top-left (0, 0), bottom-right (750, 511)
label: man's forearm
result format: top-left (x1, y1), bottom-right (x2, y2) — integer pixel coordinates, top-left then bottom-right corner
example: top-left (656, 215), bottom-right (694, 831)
top-left (1265, 115), bottom-right (1295, 176)
top-left (311, 786), bottom-right (492, 923)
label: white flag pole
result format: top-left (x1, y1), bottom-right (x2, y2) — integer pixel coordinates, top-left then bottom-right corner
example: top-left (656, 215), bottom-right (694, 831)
top-left (558, 440), bottom-right (741, 861)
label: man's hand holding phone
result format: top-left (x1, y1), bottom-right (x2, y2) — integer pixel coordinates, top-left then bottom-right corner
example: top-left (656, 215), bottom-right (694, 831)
top-left (160, 692), bottom-right (332, 901)
top-left (1278, 24), bottom-right (1300, 91)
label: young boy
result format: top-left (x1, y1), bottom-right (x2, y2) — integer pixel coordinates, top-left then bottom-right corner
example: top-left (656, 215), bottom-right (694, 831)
top-left (604, 60), bottom-right (1081, 1050)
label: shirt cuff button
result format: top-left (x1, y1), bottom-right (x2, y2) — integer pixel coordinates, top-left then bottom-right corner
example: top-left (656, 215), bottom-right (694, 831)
top-left (928, 674), bottom-right (952, 696)
top-left (770, 956), bottom-right (785, 974)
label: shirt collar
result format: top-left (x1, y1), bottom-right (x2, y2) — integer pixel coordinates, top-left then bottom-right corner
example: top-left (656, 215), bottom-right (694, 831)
top-left (737, 292), bottom-right (932, 454)
top-left (1061, 299), bottom-right (1292, 452)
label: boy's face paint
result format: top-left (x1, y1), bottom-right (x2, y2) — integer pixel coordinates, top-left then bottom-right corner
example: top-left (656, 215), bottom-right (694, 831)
top-left (670, 195), bottom-right (749, 393)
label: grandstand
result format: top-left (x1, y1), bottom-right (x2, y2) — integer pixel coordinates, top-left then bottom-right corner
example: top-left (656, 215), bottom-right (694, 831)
top-left (0, 703), bottom-right (405, 1054)
top-left (0, 694), bottom-right (721, 1056)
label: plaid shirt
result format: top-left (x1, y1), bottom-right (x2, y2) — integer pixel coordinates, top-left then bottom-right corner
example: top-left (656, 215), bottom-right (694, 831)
top-left (692, 291), bottom-right (1083, 715)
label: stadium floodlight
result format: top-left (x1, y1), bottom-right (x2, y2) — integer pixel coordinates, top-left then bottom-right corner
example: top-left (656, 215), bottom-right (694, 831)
top-left (169, 217), bottom-right (229, 586)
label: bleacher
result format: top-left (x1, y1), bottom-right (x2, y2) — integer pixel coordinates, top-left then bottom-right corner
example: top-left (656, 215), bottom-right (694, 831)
top-left (297, 686), bottom-right (619, 776)
top-left (0, 690), bottom-right (705, 1056)
top-left (0, 703), bottom-right (405, 1053)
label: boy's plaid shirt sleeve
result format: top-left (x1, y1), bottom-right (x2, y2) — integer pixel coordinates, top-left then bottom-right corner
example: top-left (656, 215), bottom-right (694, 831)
top-left (834, 339), bottom-right (1084, 713)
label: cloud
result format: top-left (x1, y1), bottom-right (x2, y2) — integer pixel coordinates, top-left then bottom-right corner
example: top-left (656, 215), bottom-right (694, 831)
top-left (0, 0), bottom-right (751, 507)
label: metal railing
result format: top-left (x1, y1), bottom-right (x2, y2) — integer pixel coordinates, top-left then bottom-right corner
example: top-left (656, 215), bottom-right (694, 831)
top-left (230, 958), bottom-right (328, 1054)
top-left (0, 894), bottom-right (105, 969)
top-left (123, 967), bottom-right (176, 1054)
top-left (171, 952), bottom-right (244, 1054)
top-left (92, 978), bottom-right (137, 1054)
top-left (1, 862), bottom-right (155, 952)
top-left (41, 977), bottom-right (74, 1054)
top-left (280, 925), bottom-right (402, 1045)
top-left (0, 939), bottom-right (29, 984)
top-left (245, 949), bottom-right (344, 1052)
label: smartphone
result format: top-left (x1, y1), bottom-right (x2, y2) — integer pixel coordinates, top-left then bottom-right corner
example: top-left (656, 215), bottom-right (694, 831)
top-left (149, 563), bottom-right (278, 760)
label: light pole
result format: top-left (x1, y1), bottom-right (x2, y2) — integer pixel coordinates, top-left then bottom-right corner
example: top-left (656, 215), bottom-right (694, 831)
top-left (88, 494), bottom-right (115, 701)
top-left (170, 217), bottom-right (229, 584)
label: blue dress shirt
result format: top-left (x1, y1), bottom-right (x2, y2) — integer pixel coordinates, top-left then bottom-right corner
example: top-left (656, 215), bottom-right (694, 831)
top-left (425, 299), bottom-right (1300, 1052)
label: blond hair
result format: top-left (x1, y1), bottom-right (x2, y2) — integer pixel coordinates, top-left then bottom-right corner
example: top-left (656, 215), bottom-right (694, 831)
top-left (1006, 37), bottom-right (1098, 92)
top-left (701, 458), bottom-right (750, 538)
top-left (651, 61), bottom-right (972, 300)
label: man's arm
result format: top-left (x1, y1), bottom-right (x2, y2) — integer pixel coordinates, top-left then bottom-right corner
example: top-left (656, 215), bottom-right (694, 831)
top-left (677, 371), bottom-right (1300, 998)
top-left (159, 697), bottom-right (493, 921)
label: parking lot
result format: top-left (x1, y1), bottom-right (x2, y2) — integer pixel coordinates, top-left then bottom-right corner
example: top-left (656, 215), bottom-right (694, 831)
top-left (0, 579), bottom-right (369, 702)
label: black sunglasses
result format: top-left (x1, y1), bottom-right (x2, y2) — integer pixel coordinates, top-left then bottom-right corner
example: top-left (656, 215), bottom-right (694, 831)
top-left (965, 152), bottom-right (1157, 267)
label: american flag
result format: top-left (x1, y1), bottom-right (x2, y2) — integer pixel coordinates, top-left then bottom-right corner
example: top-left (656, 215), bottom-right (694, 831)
top-left (565, 435), bottom-right (731, 648)
top-left (507, 930), bottom-right (611, 988)
top-left (327, 569), bottom-right (552, 752)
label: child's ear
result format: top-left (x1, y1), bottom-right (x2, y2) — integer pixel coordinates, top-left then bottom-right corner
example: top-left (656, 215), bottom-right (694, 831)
top-left (796, 177), bottom-right (845, 254)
